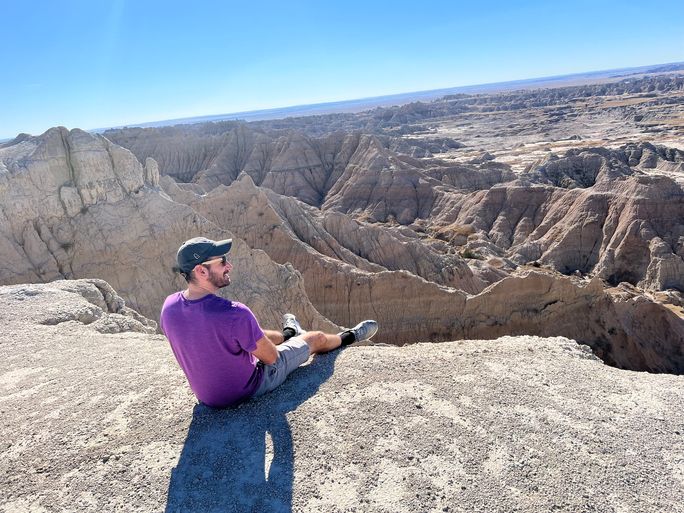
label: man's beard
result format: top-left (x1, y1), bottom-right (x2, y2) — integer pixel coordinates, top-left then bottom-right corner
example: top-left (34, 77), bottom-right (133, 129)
top-left (208, 268), bottom-right (231, 288)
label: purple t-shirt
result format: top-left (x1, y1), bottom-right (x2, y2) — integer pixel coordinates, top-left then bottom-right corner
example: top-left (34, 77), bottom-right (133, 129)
top-left (160, 292), bottom-right (265, 408)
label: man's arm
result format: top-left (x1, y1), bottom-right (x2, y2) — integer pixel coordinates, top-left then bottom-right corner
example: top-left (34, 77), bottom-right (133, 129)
top-left (251, 336), bottom-right (279, 365)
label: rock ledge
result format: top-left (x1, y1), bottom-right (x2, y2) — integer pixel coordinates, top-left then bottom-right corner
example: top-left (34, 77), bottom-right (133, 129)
top-left (1, 281), bottom-right (682, 512)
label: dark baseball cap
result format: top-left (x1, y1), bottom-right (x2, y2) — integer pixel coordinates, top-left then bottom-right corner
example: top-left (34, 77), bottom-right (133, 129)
top-left (176, 237), bottom-right (232, 273)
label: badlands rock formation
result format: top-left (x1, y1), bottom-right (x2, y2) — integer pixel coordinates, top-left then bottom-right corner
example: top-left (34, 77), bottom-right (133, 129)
top-left (1, 281), bottom-right (683, 512)
top-left (106, 117), bottom-right (684, 296)
top-left (0, 127), bottom-right (337, 331)
top-left (438, 143), bottom-right (684, 293)
top-left (2, 73), bottom-right (683, 376)
top-left (1, 122), bottom-right (682, 372)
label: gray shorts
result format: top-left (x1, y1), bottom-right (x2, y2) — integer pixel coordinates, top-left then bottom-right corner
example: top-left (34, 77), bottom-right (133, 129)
top-left (253, 337), bottom-right (311, 397)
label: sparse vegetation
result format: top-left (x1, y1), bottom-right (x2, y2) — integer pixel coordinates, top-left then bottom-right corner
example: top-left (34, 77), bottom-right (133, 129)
top-left (460, 247), bottom-right (483, 259)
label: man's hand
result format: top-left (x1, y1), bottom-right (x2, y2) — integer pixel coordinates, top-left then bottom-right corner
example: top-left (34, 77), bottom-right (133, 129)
top-left (252, 336), bottom-right (279, 365)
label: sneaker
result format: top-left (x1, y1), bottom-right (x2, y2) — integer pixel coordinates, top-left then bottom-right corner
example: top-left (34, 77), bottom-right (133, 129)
top-left (282, 313), bottom-right (304, 336)
top-left (350, 320), bottom-right (378, 342)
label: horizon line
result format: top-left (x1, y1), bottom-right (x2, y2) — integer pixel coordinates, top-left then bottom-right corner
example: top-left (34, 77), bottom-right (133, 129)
top-left (3, 60), bottom-right (683, 142)
top-left (92, 60), bottom-right (684, 133)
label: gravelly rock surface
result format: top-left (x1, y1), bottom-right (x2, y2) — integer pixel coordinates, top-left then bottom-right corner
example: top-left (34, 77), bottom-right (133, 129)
top-left (1, 281), bottom-right (683, 512)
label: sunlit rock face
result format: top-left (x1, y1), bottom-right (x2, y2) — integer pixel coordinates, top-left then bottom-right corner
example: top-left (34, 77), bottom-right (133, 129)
top-left (0, 128), bottom-right (337, 331)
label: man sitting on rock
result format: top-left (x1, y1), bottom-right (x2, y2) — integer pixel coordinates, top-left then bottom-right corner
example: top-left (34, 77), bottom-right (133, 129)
top-left (160, 237), bottom-right (378, 408)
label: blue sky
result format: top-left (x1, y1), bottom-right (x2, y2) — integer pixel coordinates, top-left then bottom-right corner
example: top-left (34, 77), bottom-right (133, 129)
top-left (3, 0), bottom-right (683, 139)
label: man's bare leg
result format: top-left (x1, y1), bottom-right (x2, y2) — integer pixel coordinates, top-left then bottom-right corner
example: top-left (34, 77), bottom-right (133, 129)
top-left (263, 329), bottom-right (284, 345)
top-left (265, 326), bottom-right (340, 352)
top-left (300, 331), bottom-right (342, 354)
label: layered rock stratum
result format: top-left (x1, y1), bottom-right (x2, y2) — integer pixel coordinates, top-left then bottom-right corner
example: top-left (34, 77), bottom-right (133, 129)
top-left (1, 281), bottom-right (683, 513)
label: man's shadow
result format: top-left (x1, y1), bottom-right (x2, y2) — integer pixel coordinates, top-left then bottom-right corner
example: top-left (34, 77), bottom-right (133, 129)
top-left (165, 349), bottom-right (340, 513)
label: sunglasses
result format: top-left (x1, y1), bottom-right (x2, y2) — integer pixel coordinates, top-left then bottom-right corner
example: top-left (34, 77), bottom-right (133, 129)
top-left (202, 254), bottom-right (230, 266)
